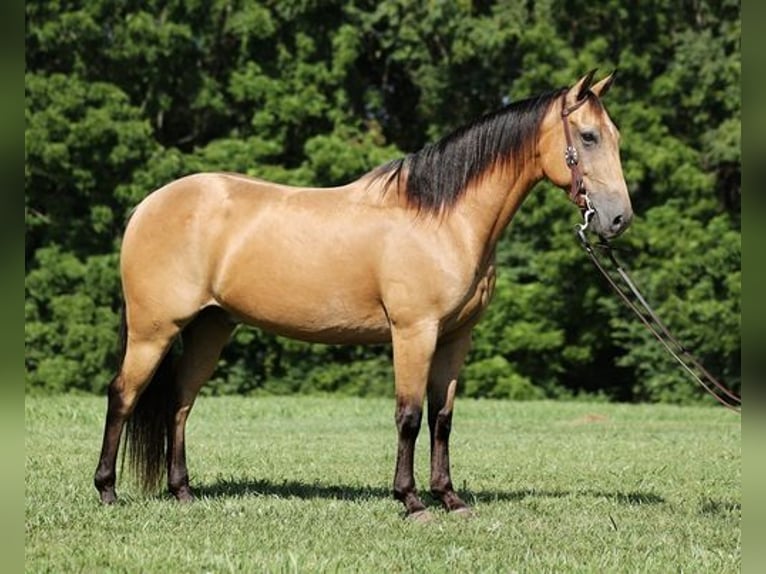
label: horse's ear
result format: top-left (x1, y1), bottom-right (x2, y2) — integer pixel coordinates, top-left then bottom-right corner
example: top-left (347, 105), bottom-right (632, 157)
top-left (591, 71), bottom-right (616, 99)
top-left (566, 69), bottom-right (598, 107)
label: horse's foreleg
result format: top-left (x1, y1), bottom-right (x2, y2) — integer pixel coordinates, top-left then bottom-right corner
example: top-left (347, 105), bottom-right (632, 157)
top-left (391, 322), bottom-right (438, 519)
top-left (168, 308), bottom-right (235, 501)
top-left (428, 331), bottom-right (472, 513)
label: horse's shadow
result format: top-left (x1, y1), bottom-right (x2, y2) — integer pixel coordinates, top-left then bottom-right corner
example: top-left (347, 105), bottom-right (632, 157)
top-left (195, 478), bottom-right (390, 502)
top-left (193, 477), bottom-right (666, 506)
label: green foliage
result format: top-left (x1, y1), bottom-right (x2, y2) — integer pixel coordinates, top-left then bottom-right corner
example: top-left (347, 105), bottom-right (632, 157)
top-left (612, 207), bottom-right (741, 404)
top-left (25, 1), bottom-right (740, 403)
top-left (25, 73), bottom-right (155, 256)
top-left (463, 356), bottom-right (544, 400)
top-left (25, 246), bottom-right (121, 393)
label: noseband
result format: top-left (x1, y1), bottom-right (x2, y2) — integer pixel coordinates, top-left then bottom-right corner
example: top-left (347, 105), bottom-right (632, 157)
top-left (561, 93), bottom-right (588, 209)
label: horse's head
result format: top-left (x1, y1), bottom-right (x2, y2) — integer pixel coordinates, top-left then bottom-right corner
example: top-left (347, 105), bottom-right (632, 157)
top-left (539, 70), bottom-right (632, 238)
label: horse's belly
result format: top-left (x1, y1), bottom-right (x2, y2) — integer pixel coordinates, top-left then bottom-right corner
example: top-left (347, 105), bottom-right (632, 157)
top-left (227, 304), bottom-right (392, 345)
top-left (216, 276), bottom-right (391, 345)
top-left (211, 203), bottom-right (395, 343)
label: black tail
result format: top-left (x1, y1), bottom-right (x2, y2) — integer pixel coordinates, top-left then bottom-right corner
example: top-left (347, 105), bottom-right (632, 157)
top-left (122, 319), bottom-right (176, 493)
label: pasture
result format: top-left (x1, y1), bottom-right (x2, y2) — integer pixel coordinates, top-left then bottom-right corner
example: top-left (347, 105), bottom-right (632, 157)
top-left (26, 395), bottom-right (740, 572)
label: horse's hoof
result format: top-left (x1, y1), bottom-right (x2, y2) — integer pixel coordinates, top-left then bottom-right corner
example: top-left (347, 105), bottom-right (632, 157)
top-left (99, 490), bottom-right (117, 505)
top-left (407, 509), bottom-right (435, 523)
top-left (173, 488), bottom-right (195, 503)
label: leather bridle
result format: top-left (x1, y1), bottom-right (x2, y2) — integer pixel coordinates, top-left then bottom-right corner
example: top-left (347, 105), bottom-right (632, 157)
top-left (561, 92), bottom-right (589, 209)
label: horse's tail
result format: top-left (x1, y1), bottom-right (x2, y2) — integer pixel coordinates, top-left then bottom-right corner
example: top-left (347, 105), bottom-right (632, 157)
top-left (121, 312), bottom-right (175, 493)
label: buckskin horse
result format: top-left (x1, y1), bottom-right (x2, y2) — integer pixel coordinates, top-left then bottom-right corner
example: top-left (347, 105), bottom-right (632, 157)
top-left (94, 71), bottom-right (632, 519)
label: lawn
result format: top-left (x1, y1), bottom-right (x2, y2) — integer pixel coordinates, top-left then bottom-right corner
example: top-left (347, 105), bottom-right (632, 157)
top-left (25, 395), bottom-right (740, 572)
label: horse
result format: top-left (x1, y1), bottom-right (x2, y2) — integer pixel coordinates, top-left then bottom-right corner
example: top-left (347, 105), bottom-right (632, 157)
top-left (94, 70), bottom-right (632, 519)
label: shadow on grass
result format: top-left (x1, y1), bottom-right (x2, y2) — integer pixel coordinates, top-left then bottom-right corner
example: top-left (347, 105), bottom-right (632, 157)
top-left (467, 488), bottom-right (665, 505)
top-left (194, 477), bottom-right (665, 506)
top-left (699, 498), bottom-right (741, 516)
top-left (195, 478), bottom-right (389, 501)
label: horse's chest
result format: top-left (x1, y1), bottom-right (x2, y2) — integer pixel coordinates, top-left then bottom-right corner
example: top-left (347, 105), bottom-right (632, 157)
top-left (444, 263), bottom-right (497, 331)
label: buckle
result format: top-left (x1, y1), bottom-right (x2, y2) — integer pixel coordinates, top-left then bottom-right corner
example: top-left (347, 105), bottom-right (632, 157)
top-left (565, 145), bottom-right (579, 167)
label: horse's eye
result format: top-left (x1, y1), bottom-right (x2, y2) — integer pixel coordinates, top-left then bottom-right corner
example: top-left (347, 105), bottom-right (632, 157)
top-left (580, 131), bottom-right (599, 146)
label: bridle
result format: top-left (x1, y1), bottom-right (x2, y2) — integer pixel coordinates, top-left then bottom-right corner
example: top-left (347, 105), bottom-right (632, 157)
top-left (564, 92), bottom-right (741, 413)
top-left (561, 92), bottom-right (589, 209)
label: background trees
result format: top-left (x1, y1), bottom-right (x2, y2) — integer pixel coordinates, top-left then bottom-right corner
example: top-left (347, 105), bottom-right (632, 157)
top-left (25, 0), bottom-right (740, 403)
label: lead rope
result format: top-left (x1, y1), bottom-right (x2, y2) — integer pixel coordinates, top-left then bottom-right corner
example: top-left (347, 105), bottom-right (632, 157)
top-left (575, 207), bottom-right (741, 413)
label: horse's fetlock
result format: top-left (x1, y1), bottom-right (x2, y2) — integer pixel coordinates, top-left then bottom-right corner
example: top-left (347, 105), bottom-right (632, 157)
top-left (93, 469), bottom-right (114, 491)
top-left (168, 473), bottom-right (188, 494)
top-left (430, 476), bottom-right (453, 496)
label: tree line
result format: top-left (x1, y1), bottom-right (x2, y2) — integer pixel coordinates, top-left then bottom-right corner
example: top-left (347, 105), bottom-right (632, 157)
top-left (25, 0), bottom-right (740, 404)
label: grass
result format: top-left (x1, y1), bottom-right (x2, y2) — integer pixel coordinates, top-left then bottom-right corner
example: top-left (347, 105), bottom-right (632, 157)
top-left (26, 395), bottom-right (740, 573)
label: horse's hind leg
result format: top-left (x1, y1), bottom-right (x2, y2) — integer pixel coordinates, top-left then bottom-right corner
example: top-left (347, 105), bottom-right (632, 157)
top-left (167, 307), bottom-right (235, 501)
top-left (94, 325), bottom-right (179, 504)
top-left (428, 330), bottom-right (472, 513)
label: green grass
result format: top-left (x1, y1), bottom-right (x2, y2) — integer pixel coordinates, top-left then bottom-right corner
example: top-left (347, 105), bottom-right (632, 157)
top-left (26, 395), bottom-right (740, 573)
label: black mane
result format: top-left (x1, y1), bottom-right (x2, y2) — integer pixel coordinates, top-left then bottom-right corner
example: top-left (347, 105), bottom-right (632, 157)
top-left (374, 88), bottom-right (565, 212)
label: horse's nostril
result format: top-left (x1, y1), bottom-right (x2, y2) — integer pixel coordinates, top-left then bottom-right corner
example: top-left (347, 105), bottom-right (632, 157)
top-left (612, 215), bottom-right (623, 227)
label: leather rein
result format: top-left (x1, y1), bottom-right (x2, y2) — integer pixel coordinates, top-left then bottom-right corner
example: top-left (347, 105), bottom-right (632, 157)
top-left (561, 94), bottom-right (741, 413)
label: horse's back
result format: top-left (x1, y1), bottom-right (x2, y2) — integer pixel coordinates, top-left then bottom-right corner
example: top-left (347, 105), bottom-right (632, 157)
top-left (121, 172), bottom-right (394, 342)
top-left (121, 171), bottom-right (487, 344)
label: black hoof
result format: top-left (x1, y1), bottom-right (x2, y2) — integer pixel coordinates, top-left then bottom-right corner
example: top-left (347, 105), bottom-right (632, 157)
top-left (172, 487), bottom-right (195, 503)
top-left (99, 489), bottom-right (118, 505)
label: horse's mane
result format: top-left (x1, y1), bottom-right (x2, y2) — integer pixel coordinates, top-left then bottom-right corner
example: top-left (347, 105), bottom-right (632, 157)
top-left (372, 88), bottom-right (566, 212)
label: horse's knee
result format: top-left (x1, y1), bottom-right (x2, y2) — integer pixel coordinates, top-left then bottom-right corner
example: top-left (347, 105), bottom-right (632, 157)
top-left (396, 402), bottom-right (423, 439)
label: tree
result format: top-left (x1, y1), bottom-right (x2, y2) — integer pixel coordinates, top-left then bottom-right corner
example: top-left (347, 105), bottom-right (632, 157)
top-left (25, 0), bottom-right (740, 403)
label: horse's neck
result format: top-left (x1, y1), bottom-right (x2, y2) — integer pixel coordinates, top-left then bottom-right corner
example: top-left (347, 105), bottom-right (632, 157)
top-left (358, 159), bottom-right (542, 269)
top-left (449, 160), bottom-right (543, 266)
